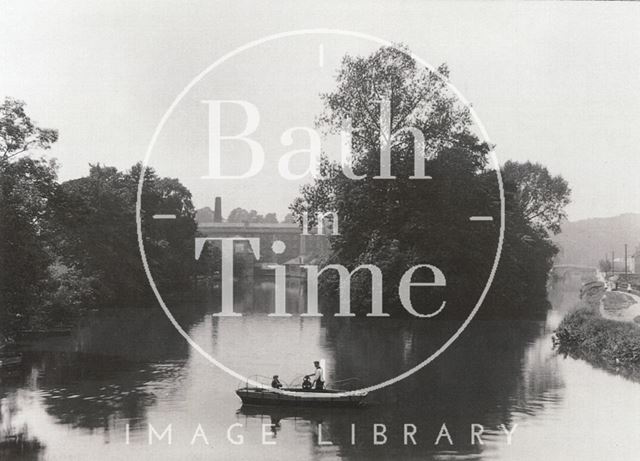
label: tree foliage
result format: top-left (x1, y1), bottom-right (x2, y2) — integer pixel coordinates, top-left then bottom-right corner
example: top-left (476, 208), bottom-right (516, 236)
top-left (52, 163), bottom-right (197, 305)
top-left (0, 98), bottom-right (58, 160)
top-left (598, 259), bottom-right (612, 273)
top-left (502, 161), bottom-right (570, 235)
top-left (282, 213), bottom-right (296, 224)
top-left (227, 207), bottom-right (278, 224)
top-left (290, 46), bottom-right (570, 317)
top-left (0, 156), bottom-right (59, 330)
top-left (0, 97), bottom-right (198, 338)
top-left (0, 97), bottom-right (60, 333)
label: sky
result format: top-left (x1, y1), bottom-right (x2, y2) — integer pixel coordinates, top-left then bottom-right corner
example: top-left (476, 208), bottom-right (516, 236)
top-left (1, 0), bottom-right (640, 221)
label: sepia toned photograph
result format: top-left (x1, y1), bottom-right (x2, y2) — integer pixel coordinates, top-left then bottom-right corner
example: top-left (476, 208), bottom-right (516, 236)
top-left (1, 1), bottom-right (640, 460)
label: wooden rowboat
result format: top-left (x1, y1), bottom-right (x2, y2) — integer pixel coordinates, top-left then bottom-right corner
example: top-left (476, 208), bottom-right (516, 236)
top-left (236, 387), bottom-right (367, 408)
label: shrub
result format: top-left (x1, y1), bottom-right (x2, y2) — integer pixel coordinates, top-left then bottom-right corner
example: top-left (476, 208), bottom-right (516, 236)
top-left (555, 308), bottom-right (640, 368)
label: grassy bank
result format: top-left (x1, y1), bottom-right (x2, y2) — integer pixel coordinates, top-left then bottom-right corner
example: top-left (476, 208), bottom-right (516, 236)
top-left (555, 308), bottom-right (640, 376)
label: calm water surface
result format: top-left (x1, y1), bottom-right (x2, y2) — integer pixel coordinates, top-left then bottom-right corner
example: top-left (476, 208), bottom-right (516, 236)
top-left (1, 278), bottom-right (640, 460)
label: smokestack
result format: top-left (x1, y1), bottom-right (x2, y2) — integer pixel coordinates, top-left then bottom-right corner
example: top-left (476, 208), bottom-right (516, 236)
top-left (214, 196), bottom-right (222, 223)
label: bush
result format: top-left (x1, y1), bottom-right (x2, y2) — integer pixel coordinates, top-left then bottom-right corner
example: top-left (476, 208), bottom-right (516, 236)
top-left (555, 308), bottom-right (640, 368)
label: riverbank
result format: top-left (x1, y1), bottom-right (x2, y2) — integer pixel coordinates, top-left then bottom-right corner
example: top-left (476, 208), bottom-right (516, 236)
top-left (555, 288), bottom-right (640, 379)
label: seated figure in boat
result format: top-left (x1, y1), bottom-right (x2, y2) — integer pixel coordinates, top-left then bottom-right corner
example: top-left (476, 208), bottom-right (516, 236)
top-left (271, 375), bottom-right (283, 389)
top-left (305, 361), bottom-right (325, 390)
top-left (301, 375), bottom-right (313, 390)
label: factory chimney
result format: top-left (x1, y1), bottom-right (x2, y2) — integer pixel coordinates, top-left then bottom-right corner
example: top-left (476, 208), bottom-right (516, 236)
top-left (214, 197), bottom-right (222, 223)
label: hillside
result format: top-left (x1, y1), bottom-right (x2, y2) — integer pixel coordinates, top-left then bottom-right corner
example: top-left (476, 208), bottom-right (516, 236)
top-left (553, 213), bottom-right (640, 267)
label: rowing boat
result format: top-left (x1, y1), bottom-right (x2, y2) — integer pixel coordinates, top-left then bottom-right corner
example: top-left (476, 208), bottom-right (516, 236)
top-left (236, 387), bottom-right (367, 408)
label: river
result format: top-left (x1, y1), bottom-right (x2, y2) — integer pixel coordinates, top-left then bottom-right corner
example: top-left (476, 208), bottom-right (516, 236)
top-left (1, 277), bottom-right (640, 460)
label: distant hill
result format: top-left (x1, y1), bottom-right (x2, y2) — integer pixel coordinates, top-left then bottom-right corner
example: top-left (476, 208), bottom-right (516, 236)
top-left (553, 213), bottom-right (640, 267)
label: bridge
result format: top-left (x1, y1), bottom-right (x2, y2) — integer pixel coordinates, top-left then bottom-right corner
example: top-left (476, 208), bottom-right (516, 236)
top-left (552, 264), bottom-right (598, 272)
top-left (197, 222), bottom-right (329, 264)
top-left (551, 264), bottom-right (599, 285)
top-left (196, 197), bottom-right (330, 266)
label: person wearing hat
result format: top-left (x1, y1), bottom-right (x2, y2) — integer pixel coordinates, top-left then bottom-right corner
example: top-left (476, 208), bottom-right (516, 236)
top-left (271, 375), bottom-right (283, 389)
top-left (305, 361), bottom-right (325, 390)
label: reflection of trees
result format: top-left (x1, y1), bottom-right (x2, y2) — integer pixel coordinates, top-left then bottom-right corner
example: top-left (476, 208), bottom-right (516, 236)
top-left (229, 278), bottom-right (308, 315)
top-left (221, 275), bottom-right (565, 457)
top-left (72, 308), bottom-right (193, 362)
top-left (30, 351), bottom-right (158, 430)
top-left (207, 274), bottom-right (566, 458)
top-left (1, 274), bottom-right (569, 458)
top-left (334, 317), bottom-right (563, 459)
top-left (0, 391), bottom-right (45, 460)
top-left (1, 303), bottom-right (207, 436)
top-left (238, 313), bottom-right (564, 459)
top-left (321, 316), bottom-right (462, 385)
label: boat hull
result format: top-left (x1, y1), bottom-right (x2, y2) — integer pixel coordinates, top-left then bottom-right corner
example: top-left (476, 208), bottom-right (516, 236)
top-left (236, 387), bottom-right (367, 408)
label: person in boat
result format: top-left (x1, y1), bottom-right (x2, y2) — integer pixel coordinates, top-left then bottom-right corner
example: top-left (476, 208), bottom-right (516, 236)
top-left (305, 361), bottom-right (325, 390)
top-left (271, 375), bottom-right (283, 389)
top-left (301, 375), bottom-right (313, 390)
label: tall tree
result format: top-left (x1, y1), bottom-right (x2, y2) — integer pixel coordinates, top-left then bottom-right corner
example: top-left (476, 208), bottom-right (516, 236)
top-left (53, 163), bottom-right (197, 305)
top-left (501, 161), bottom-right (570, 235)
top-left (291, 46), bottom-right (496, 315)
top-left (0, 98), bottom-right (58, 160)
top-left (290, 46), bottom-right (570, 317)
top-left (0, 98), bottom-right (59, 333)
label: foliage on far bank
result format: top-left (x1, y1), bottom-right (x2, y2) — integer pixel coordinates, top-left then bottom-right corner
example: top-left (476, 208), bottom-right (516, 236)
top-left (0, 97), bottom-right (197, 337)
top-left (52, 163), bottom-right (197, 306)
top-left (1, 98), bottom-right (60, 334)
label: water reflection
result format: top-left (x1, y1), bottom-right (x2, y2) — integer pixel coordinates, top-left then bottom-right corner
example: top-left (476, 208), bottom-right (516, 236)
top-left (0, 277), bottom-right (639, 460)
top-left (0, 390), bottom-right (45, 460)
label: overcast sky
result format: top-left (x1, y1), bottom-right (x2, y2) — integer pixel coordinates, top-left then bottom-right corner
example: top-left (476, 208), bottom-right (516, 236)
top-left (2, 0), bottom-right (640, 221)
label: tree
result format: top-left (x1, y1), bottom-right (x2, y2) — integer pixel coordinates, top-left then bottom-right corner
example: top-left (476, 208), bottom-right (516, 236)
top-left (52, 163), bottom-right (197, 305)
top-left (282, 213), bottom-right (296, 224)
top-left (0, 157), bottom-right (59, 329)
top-left (263, 213), bottom-right (278, 223)
top-left (0, 98), bottom-right (59, 333)
top-left (290, 46), bottom-right (496, 315)
top-left (0, 98), bottom-right (58, 160)
top-left (501, 161), bottom-right (570, 235)
top-left (227, 207), bottom-right (278, 224)
top-left (227, 208), bottom-right (250, 223)
top-left (598, 259), bottom-right (612, 273)
top-left (290, 46), bottom-right (570, 318)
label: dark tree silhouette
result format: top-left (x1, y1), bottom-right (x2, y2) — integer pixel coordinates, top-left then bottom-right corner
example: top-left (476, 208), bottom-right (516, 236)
top-left (290, 46), bottom-right (569, 317)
